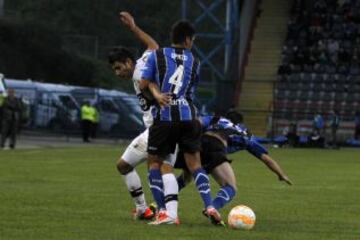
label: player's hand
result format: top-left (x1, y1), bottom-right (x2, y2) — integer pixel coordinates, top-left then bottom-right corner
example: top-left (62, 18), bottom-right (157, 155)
top-left (119, 11), bottom-right (136, 30)
top-left (279, 175), bottom-right (293, 185)
top-left (155, 93), bottom-right (171, 108)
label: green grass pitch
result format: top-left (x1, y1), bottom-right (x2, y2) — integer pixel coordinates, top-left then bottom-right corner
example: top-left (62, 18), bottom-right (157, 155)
top-left (0, 146), bottom-right (359, 240)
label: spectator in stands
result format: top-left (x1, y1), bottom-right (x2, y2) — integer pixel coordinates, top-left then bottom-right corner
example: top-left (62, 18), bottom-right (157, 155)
top-left (309, 113), bottom-right (325, 148)
top-left (287, 121), bottom-right (299, 147)
top-left (349, 62), bottom-right (360, 75)
top-left (338, 47), bottom-right (350, 63)
top-left (337, 63), bottom-right (349, 74)
top-left (313, 113), bottom-right (325, 136)
top-left (276, 0), bottom-right (360, 146)
top-left (329, 110), bottom-right (340, 148)
top-left (1, 89), bottom-right (22, 150)
top-left (308, 113), bottom-right (325, 147)
top-left (355, 111), bottom-right (360, 140)
top-left (327, 39), bottom-right (339, 63)
top-left (314, 0), bottom-right (327, 14)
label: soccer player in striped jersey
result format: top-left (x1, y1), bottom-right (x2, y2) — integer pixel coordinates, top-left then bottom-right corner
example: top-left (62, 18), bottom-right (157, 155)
top-left (175, 114), bottom-right (292, 214)
top-left (140, 21), bottom-right (223, 225)
top-left (108, 12), bottom-right (175, 221)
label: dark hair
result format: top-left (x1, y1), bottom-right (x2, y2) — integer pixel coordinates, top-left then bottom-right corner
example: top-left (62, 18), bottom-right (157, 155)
top-left (108, 47), bottom-right (135, 64)
top-left (171, 20), bottom-right (196, 44)
top-left (225, 109), bottom-right (244, 125)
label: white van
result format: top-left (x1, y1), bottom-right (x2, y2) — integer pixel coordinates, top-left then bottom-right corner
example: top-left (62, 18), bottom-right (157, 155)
top-left (34, 82), bottom-right (80, 130)
top-left (4, 79), bottom-right (80, 130)
top-left (71, 87), bottom-right (144, 136)
top-left (0, 73), bottom-right (6, 96)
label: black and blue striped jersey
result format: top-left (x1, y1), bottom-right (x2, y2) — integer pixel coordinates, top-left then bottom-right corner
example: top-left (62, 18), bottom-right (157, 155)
top-left (200, 115), bottom-right (268, 158)
top-left (141, 47), bottom-right (200, 122)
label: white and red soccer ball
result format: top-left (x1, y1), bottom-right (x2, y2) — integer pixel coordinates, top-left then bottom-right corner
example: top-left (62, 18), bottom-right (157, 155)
top-left (227, 205), bottom-right (256, 230)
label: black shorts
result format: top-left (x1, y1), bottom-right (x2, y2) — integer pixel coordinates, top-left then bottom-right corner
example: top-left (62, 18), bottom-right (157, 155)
top-left (175, 134), bottom-right (231, 173)
top-left (147, 120), bottom-right (201, 157)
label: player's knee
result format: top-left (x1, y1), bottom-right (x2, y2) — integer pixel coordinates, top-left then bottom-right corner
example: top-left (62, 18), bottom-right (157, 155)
top-left (227, 183), bottom-right (237, 193)
top-left (184, 153), bottom-right (201, 172)
top-left (148, 157), bottom-right (162, 170)
top-left (186, 160), bottom-right (202, 173)
top-left (161, 163), bottom-right (173, 174)
top-left (116, 159), bottom-right (133, 175)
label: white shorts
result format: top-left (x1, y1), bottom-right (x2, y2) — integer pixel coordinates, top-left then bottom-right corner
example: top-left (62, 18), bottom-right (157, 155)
top-left (121, 129), bottom-right (177, 167)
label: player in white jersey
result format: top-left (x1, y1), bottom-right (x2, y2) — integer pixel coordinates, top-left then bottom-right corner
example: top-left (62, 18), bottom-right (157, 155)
top-left (108, 12), bottom-right (176, 220)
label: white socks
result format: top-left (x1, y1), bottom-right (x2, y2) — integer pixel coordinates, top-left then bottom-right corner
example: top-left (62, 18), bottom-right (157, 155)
top-left (123, 170), bottom-right (147, 213)
top-left (162, 173), bottom-right (179, 219)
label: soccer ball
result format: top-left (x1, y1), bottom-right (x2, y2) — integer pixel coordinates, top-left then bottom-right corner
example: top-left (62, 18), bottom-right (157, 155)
top-left (227, 205), bottom-right (256, 230)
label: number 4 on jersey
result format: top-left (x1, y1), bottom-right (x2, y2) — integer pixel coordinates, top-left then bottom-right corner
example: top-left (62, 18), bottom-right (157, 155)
top-left (169, 65), bottom-right (184, 95)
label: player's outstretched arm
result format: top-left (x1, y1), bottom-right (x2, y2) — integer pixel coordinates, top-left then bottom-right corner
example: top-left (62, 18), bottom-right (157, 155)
top-left (259, 154), bottom-right (293, 185)
top-left (120, 11), bottom-right (159, 50)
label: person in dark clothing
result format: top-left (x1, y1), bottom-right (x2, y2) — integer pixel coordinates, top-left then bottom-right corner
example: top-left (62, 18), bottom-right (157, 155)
top-left (287, 121), bottom-right (299, 147)
top-left (329, 110), bottom-right (340, 148)
top-left (1, 89), bottom-right (22, 149)
top-left (309, 113), bottom-right (325, 148)
top-left (355, 112), bottom-right (360, 140)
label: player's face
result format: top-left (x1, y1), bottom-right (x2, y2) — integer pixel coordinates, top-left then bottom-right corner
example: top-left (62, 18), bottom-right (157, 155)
top-left (112, 59), bottom-right (134, 79)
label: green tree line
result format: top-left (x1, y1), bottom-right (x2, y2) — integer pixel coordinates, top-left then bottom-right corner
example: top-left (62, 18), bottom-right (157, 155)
top-left (1, 0), bottom-right (181, 89)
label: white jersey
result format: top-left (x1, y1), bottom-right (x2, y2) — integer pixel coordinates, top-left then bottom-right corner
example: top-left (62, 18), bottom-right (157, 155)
top-left (132, 50), bottom-right (154, 128)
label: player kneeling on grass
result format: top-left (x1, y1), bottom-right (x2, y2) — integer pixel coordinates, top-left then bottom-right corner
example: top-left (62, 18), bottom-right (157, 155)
top-left (175, 115), bottom-right (292, 214)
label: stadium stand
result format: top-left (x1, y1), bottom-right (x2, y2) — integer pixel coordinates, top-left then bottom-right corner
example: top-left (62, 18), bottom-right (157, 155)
top-left (273, 0), bottom-right (360, 141)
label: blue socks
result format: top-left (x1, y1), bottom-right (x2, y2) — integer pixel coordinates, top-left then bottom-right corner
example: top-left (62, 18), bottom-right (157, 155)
top-left (212, 185), bottom-right (236, 210)
top-left (148, 169), bottom-right (165, 210)
top-left (193, 168), bottom-right (213, 208)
